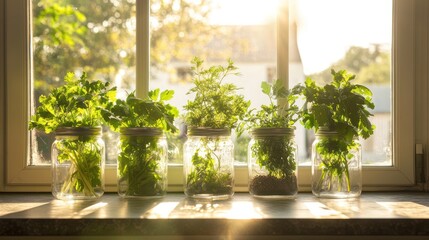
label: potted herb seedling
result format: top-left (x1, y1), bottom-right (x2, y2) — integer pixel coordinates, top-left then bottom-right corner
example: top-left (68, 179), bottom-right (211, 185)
top-left (183, 57), bottom-right (250, 200)
top-left (244, 80), bottom-right (299, 198)
top-left (292, 69), bottom-right (375, 198)
top-left (29, 72), bottom-right (116, 200)
top-left (102, 89), bottom-right (178, 198)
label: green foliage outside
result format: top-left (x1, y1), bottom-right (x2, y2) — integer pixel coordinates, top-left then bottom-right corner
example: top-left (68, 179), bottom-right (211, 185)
top-left (292, 69), bottom-right (375, 192)
top-left (32, 0), bottom-right (217, 162)
top-left (184, 57), bottom-right (250, 197)
top-left (33, 0), bottom-right (216, 87)
top-left (309, 45), bottom-right (390, 85)
top-left (102, 90), bottom-right (178, 197)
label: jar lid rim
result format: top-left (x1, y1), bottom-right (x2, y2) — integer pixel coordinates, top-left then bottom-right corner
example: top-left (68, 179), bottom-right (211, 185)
top-left (188, 127), bottom-right (230, 136)
top-left (55, 127), bottom-right (102, 136)
top-left (251, 127), bottom-right (294, 137)
top-left (120, 127), bottom-right (163, 136)
top-left (315, 126), bottom-right (340, 135)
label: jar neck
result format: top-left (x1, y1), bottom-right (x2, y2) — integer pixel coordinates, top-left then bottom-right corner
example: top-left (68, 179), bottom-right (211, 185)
top-left (251, 127), bottom-right (294, 138)
top-left (120, 127), bottom-right (163, 137)
top-left (55, 127), bottom-right (101, 137)
top-left (314, 125), bottom-right (337, 136)
top-left (187, 127), bottom-right (231, 137)
top-left (315, 129), bottom-right (359, 141)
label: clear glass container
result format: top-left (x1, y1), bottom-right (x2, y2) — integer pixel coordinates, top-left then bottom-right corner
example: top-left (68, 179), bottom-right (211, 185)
top-left (183, 127), bottom-right (234, 200)
top-left (51, 127), bottom-right (105, 200)
top-left (248, 128), bottom-right (298, 199)
top-left (311, 129), bottom-right (362, 198)
top-left (118, 127), bottom-right (168, 198)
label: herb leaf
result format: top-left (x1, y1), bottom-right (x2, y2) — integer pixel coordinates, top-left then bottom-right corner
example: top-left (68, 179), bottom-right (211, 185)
top-left (293, 69), bottom-right (375, 141)
top-left (29, 72), bottom-right (116, 133)
top-left (183, 57), bottom-right (250, 130)
top-left (292, 69), bottom-right (375, 193)
top-left (102, 90), bottom-right (178, 132)
top-left (243, 79), bottom-right (298, 130)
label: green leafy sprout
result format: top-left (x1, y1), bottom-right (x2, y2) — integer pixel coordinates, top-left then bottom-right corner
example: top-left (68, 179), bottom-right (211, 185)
top-left (183, 57), bottom-right (250, 197)
top-left (102, 89), bottom-right (179, 197)
top-left (186, 140), bottom-right (234, 196)
top-left (183, 57), bottom-right (250, 129)
top-left (291, 69), bottom-right (375, 192)
top-left (244, 79), bottom-right (299, 129)
top-left (54, 133), bottom-right (104, 197)
top-left (29, 72), bottom-right (116, 133)
top-left (101, 89), bottom-right (178, 132)
top-left (29, 72), bottom-right (116, 198)
top-left (244, 80), bottom-right (299, 196)
top-left (116, 130), bottom-right (168, 197)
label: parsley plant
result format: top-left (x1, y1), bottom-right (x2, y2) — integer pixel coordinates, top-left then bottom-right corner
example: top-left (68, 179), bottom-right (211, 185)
top-left (29, 72), bottom-right (116, 198)
top-left (183, 57), bottom-right (250, 197)
top-left (29, 72), bottom-right (116, 133)
top-left (292, 69), bottom-right (375, 192)
top-left (183, 57), bottom-right (250, 129)
top-left (245, 80), bottom-right (299, 196)
top-left (102, 89), bottom-right (178, 197)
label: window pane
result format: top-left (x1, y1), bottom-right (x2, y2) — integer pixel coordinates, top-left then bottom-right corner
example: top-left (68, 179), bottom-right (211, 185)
top-left (293, 0), bottom-right (392, 166)
top-left (31, 0), bottom-right (391, 168)
top-left (150, 0), bottom-right (279, 164)
top-left (31, 0), bottom-right (136, 165)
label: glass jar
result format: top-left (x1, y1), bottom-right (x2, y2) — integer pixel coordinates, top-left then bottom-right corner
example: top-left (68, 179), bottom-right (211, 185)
top-left (311, 129), bottom-right (362, 198)
top-left (248, 128), bottom-right (298, 199)
top-left (118, 127), bottom-right (168, 198)
top-left (183, 127), bottom-right (234, 200)
top-left (51, 127), bottom-right (105, 200)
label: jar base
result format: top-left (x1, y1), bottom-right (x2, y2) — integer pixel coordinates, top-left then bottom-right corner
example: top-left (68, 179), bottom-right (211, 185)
top-left (53, 192), bottom-right (104, 200)
top-left (186, 193), bottom-right (233, 201)
top-left (312, 191), bottom-right (361, 199)
top-left (118, 194), bottom-right (166, 199)
top-left (251, 194), bottom-right (297, 200)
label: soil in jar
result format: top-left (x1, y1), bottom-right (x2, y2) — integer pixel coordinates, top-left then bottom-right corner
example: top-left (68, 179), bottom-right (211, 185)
top-left (249, 175), bottom-right (298, 196)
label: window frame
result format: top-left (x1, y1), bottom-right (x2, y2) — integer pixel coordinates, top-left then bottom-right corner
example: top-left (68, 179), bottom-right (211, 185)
top-left (1, 0), bottom-right (419, 192)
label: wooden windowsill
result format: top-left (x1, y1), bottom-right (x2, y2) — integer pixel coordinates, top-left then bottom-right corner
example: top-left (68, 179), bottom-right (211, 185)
top-left (1, 192), bottom-right (429, 239)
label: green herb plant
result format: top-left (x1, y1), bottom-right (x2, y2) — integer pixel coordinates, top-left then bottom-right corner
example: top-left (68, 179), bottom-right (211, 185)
top-left (244, 80), bottom-right (299, 196)
top-left (102, 90), bottom-right (178, 197)
top-left (292, 69), bottom-right (375, 193)
top-left (52, 134), bottom-right (104, 197)
top-left (29, 72), bottom-right (116, 198)
top-left (245, 80), bottom-right (298, 129)
top-left (183, 57), bottom-right (250, 197)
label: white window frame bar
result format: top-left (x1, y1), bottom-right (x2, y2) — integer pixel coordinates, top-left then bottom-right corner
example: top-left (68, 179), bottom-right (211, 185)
top-left (1, 0), bottom-right (417, 192)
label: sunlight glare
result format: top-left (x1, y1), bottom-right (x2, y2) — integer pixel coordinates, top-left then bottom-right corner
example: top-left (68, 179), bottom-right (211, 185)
top-left (72, 202), bottom-right (108, 218)
top-left (0, 202), bottom-right (49, 217)
top-left (294, 0), bottom-right (392, 75)
top-left (377, 202), bottom-right (429, 218)
top-left (225, 201), bottom-right (263, 219)
top-left (142, 202), bottom-right (179, 218)
top-left (209, 0), bottom-right (279, 26)
top-left (305, 202), bottom-right (348, 218)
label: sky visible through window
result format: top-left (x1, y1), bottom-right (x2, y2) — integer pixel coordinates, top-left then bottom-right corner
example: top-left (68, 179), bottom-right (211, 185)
top-left (295, 0), bottom-right (392, 75)
top-left (209, 0), bottom-right (392, 75)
